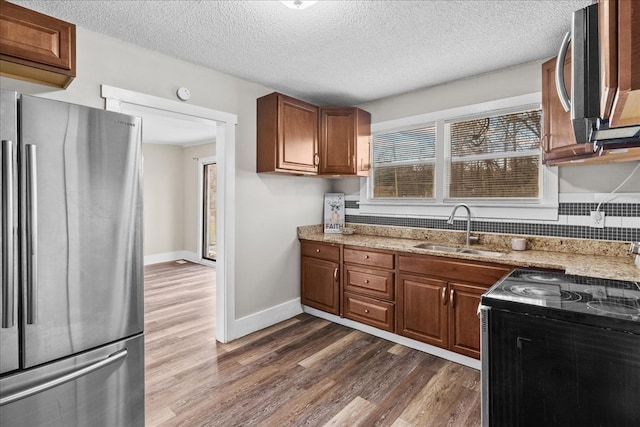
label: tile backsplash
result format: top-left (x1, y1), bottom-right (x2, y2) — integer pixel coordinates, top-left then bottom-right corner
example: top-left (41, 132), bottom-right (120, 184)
top-left (344, 198), bottom-right (639, 242)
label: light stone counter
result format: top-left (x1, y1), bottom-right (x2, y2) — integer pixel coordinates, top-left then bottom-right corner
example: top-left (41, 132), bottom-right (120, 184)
top-left (298, 224), bottom-right (640, 283)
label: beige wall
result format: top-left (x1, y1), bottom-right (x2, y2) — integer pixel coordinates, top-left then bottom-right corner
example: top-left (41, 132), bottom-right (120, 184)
top-left (140, 142), bottom-right (215, 258)
top-left (1, 26), bottom-right (331, 320)
top-left (141, 144), bottom-right (184, 255)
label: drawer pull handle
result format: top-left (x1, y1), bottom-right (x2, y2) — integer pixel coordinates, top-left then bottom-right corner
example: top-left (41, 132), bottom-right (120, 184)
top-left (364, 279), bottom-right (369, 284)
top-left (364, 309), bottom-right (370, 313)
top-left (364, 255), bottom-right (369, 259)
top-left (441, 287), bottom-right (447, 305)
top-left (316, 249), bottom-right (320, 253)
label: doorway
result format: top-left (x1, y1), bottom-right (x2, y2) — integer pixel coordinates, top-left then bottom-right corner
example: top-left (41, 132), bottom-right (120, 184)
top-left (200, 158), bottom-right (217, 262)
top-left (101, 85), bottom-right (237, 343)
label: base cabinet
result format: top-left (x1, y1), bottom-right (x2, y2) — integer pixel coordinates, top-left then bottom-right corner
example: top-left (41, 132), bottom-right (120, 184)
top-left (448, 282), bottom-right (487, 359)
top-left (300, 240), bottom-right (513, 360)
top-left (397, 274), bottom-right (448, 348)
top-left (397, 254), bottom-right (513, 360)
top-left (342, 247), bottom-right (396, 332)
top-left (300, 241), bottom-right (340, 315)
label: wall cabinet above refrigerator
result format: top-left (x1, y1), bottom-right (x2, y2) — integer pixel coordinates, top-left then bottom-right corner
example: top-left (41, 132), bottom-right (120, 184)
top-left (0, 0), bottom-right (76, 88)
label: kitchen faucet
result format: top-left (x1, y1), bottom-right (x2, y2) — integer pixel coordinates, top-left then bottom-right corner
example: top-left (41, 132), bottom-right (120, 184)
top-left (447, 203), bottom-right (476, 246)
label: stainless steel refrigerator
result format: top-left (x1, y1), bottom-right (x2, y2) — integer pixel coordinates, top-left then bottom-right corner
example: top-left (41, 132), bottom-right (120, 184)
top-left (1, 90), bottom-right (144, 426)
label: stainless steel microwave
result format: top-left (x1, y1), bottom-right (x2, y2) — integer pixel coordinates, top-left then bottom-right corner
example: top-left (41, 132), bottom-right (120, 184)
top-left (555, 3), bottom-right (640, 148)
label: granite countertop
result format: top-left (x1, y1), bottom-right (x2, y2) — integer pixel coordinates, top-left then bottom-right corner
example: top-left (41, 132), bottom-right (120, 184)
top-left (298, 224), bottom-right (640, 283)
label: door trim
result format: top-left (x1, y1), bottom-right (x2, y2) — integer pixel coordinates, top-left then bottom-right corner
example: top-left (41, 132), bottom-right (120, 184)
top-left (101, 85), bottom-right (236, 343)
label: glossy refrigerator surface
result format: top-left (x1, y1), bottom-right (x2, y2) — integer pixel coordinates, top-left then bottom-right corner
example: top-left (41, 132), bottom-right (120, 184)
top-left (1, 91), bottom-right (144, 427)
top-left (0, 334), bottom-right (144, 427)
top-left (19, 95), bottom-right (144, 368)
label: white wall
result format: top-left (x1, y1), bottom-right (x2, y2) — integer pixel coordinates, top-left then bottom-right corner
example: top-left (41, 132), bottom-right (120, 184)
top-left (0, 26), bottom-right (331, 322)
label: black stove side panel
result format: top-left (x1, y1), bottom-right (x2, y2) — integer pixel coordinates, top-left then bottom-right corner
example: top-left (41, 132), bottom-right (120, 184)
top-left (489, 310), bottom-right (640, 427)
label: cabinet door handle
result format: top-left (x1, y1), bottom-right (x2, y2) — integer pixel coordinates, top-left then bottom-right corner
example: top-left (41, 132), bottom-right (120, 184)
top-left (441, 287), bottom-right (447, 305)
top-left (333, 268), bottom-right (339, 282)
top-left (314, 153), bottom-right (320, 166)
top-left (450, 289), bottom-right (455, 309)
top-left (316, 249), bottom-right (320, 253)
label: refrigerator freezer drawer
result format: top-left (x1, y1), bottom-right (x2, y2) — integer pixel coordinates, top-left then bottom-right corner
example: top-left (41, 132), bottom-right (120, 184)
top-left (0, 333), bottom-right (144, 427)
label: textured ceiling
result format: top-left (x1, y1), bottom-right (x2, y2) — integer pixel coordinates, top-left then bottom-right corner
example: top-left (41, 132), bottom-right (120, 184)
top-left (9, 0), bottom-right (592, 106)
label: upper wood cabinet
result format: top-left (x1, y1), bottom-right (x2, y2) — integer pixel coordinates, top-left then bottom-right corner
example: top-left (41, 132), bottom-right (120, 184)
top-left (257, 93), bottom-right (371, 176)
top-left (541, 55), bottom-right (596, 165)
top-left (257, 92), bottom-right (319, 175)
top-left (0, 0), bottom-right (76, 88)
top-left (319, 107), bottom-right (371, 176)
top-left (607, 0), bottom-right (640, 127)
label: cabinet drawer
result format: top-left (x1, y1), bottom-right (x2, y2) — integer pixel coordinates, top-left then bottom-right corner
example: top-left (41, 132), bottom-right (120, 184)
top-left (398, 254), bottom-right (512, 286)
top-left (301, 241), bottom-right (340, 262)
top-left (343, 292), bottom-right (395, 332)
top-left (344, 247), bottom-right (394, 269)
top-left (344, 265), bottom-right (394, 301)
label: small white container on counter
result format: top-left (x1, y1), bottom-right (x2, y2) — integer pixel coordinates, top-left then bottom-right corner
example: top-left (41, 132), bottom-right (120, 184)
top-left (511, 238), bottom-right (527, 251)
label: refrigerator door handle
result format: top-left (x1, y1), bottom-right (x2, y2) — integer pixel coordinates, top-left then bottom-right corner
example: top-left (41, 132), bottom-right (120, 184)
top-left (2, 140), bottom-right (15, 328)
top-left (24, 144), bottom-right (38, 324)
top-left (0, 349), bottom-right (128, 406)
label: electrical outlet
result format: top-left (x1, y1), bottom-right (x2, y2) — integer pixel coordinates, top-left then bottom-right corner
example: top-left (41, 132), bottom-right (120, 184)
top-left (590, 211), bottom-right (605, 228)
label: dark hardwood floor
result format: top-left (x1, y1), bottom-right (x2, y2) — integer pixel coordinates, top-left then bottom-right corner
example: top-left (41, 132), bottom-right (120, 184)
top-left (144, 261), bottom-right (481, 427)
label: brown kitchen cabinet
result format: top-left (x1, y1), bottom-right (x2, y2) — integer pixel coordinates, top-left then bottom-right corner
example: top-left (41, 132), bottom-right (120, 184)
top-left (257, 92), bottom-right (319, 175)
top-left (0, 0), bottom-right (76, 88)
top-left (342, 246), bottom-right (395, 331)
top-left (397, 254), bottom-right (513, 359)
top-left (541, 55), bottom-right (596, 165)
top-left (300, 241), bottom-right (340, 315)
top-left (319, 107), bottom-right (371, 176)
top-left (607, 0), bottom-right (640, 128)
top-left (447, 281), bottom-right (487, 359)
top-left (397, 273), bottom-right (448, 348)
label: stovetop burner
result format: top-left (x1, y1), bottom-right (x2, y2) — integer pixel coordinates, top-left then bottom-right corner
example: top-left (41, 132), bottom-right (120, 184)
top-left (587, 301), bottom-right (640, 319)
top-left (507, 284), bottom-right (582, 302)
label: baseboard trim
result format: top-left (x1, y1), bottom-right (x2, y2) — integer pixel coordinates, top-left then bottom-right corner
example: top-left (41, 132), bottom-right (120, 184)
top-left (303, 306), bottom-right (481, 370)
top-left (144, 251), bottom-right (199, 265)
top-left (234, 298), bottom-right (303, 340)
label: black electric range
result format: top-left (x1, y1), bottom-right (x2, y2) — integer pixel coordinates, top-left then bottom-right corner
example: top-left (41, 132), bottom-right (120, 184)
top-left (481, 268), bottom-right (640, 334)
top-left (480, 268), bottom-right (640, 427)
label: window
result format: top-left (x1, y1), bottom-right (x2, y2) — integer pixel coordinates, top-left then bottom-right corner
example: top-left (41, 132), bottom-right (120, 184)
top-left (372, 126), bottom-right (436, 198)
top-left (361, 94), bottom-right (558, 221)
top-left (446, 109), bottom-right (541, 199)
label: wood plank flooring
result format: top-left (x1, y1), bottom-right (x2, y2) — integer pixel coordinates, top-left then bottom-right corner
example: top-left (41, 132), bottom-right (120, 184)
top-left (144, 261), bottom-right (481, 427)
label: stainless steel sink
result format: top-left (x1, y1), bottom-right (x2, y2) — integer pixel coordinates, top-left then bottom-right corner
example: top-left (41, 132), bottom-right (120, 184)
top-left (414, 243), bottom-right (505, 257)
top-left (413, 244), bottom-right (461, 253)
top-left (456, 248), bottom-right (505, 257)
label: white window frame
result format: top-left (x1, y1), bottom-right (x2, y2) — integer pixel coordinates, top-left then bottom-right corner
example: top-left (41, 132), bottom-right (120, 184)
top-left (358, 93), bottom-right (559, 221)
